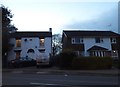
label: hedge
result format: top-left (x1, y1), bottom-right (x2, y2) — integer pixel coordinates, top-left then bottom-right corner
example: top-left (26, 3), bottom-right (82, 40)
top-left (53, 51), bottom-right (113, 70)
top-left (72, 57), bottom-right (113, 70)
top-left (54, 51), bottom-right (76, 69)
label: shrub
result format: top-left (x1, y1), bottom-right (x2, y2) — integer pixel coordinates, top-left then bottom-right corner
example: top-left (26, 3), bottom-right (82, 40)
top-left (54, 51), bottom-right (77, 69)
top-left (72, 57), bottom-right (112, 70)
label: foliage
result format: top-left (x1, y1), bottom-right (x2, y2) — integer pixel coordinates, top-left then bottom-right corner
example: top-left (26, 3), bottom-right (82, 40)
top-left (72, 57), bottom-right (113, 70)
top-left (52, 34), bottom-right (62, 56)
top-left (112, 60), bottom-right (119, 69)
top-left (1, 5), bottom-right (17, 68)
top-left (53, 51), bottom-right (77, 69)
top-left (53, 53), bottom-right (113, 70)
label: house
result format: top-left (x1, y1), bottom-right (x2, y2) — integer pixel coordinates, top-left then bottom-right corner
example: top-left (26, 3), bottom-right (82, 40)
top-left (7, 29), bottom-right (52, 62)
top-left (62, 30), bottom-right (120, 60)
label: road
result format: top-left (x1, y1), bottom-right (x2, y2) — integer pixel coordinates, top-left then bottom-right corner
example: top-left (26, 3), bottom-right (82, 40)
top-left (2, 71), bottom-right (118, 87)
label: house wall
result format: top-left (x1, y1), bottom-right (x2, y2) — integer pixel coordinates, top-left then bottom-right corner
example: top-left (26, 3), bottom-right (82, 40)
top-left (84, 37), bottom-right (112, 56)
top-left (21, 37), bottom-right (40, 59)
top-left (8, 38), bottom-right (16, 60)
top-left (7, 37), bottom-right (52, 61)
top-left (44, 37), bottom-right (52, 57)
top-left (62, 36), bottom-right (112, 56)
top-left (62, 37), bottom-right (84, 51)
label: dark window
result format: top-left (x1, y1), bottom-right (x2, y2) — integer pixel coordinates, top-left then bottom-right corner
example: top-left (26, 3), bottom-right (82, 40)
top-left (72, 37), bottom-right (83, 44)
top-left (111, 38), bottom-right (116, 43)
top-left (95, 38), bottom-right (100, 43)
top-left (95, 37), bottom-right (103, 43)
top-left (24, 39), bottom-right (27, 42)
top-left (29, 39), bottom-right (32, 41)
top-left (27, 49), bottom-right (35, 53)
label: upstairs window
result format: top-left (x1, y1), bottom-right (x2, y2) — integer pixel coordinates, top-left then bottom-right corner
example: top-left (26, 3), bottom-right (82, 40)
top-left (111, 38), bottom-right (116, 44)
top-left (95, 37), bottom-right (103, 43)
top-left (72, 37), bottom-right (83, 44)
top-left (40, 38), bottom-right (44, 47)
top-left (16, 39), bottom-right (21, 47)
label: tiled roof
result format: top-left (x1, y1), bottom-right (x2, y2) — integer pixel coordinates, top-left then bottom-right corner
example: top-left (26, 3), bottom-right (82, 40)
top-left (63, 30), bottom-right (120, 37)
top-left (10, 31), bottom-right (52, 38)
top-left (87, 45), bottom-right (108, 51)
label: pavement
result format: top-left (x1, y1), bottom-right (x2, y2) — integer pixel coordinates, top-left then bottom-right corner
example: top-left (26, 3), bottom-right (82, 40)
top-left (2, 66), bottom-right (119, 76)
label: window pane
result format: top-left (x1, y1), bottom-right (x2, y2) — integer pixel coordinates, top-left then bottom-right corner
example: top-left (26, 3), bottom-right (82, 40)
top-left (16, 39), bottom-right (21, 47)
top-left (111, 38), bottom-right (116, 43)
top-left (16, 52), bottom-right (20, 59)
top-left (75, 38), bottom-right (80, 44)
top-left (40, 39), bottom-right (44, 47)
top-left (71, 38), bottom-right (83, 44)
top-left (95, 38), bottom-right (100, 43)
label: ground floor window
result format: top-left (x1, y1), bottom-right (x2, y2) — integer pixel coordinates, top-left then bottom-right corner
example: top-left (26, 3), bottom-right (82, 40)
top-left (89, 51), bottom-right (106, 57)
top-left (15, 52), bottom-right (21, 59)
top-left (89, 51), bottom-right (113, 57)
top-left (73, 51), bottom-right (84, 57)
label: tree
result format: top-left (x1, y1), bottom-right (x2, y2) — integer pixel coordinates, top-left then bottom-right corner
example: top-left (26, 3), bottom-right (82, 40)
top-left (1, 5), bottom-right (17, 68)
top-left (52, 34), bottom-right (62, 56)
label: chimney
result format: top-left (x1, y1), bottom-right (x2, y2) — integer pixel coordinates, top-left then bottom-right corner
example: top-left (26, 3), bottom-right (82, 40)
top-left (49, 28), bottom-right (52, 32)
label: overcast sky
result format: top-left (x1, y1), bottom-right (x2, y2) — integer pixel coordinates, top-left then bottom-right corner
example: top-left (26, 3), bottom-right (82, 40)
top-left (1, 0), bottom-right (119, 34)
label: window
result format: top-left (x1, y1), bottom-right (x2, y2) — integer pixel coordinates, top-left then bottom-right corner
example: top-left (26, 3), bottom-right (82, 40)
top-left (71, 37), bottom-right (83, 44)
top-left (111, 38), bottom-right (116, 43)
top-left (90, 51), bottom-right (105, 57)
top-left (39, 49), bottom-right (45, 53)
top-left (24, 39), bottom-right (27, 42)
top-left (29, 39), bottom-right (32, 41)
top-left (16, 52), bottom-right (20, 59)
top-left (95, 37), bottom-right (103, 43)
top-left (40, 38), bottom-right (44, 47)
top-left (16, 39), bottom-right (21, 47)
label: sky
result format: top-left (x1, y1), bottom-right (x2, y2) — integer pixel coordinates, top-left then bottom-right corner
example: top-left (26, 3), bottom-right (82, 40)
top-left (1, 0), bottom-right (119, 34)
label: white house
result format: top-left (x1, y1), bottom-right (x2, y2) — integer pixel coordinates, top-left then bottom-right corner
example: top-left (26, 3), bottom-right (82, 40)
top-left (62, 30), bottom-right (120, 60)
top-left (7, 29), bottom-right (52, 61)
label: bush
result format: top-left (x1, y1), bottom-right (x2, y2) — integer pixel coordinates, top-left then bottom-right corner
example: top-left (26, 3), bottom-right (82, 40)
top-left (72, 57), bottom-right (112, 70)
top-left (112, 59), bottom-right (119, 69)
top-left (54, 51), bottom-right (77, 69)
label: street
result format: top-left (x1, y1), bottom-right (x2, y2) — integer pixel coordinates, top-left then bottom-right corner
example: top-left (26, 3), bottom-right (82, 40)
top-left (2, 71), bottom-right (118, 87)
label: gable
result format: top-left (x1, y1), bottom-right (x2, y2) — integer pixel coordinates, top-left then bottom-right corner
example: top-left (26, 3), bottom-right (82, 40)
top-left (87, 45), bottom-right (108, 51)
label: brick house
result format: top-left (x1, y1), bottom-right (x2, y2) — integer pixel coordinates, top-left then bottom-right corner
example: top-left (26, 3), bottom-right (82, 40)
top-left (62, 30), bottom-right (120, 60)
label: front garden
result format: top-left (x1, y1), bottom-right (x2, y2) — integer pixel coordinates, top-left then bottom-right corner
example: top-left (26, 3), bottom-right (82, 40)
top-left (51, 51), bottom-right (118, 70)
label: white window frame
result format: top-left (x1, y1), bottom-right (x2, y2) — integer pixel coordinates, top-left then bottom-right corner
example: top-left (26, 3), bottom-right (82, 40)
top-left (111, 38), bottom-right (117, 44)
top-left (71, 37), bottom-right (83, 44)
top-left (95, 37), bottom-right (103, 43)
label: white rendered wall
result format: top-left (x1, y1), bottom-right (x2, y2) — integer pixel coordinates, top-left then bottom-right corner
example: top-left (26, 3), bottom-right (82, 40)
top-left (83, 37), bottom-right (112, 56)
top-left (44, 37), bottom-right (52, 57)
top-left (7, 38), bottom-right (16, 60)
top-left (8, 37), bottom-right (52, 60)
top-left (21, 37), bottom-right (40, 60)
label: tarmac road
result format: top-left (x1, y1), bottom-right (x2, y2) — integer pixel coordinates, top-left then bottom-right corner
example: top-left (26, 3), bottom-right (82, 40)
top-left (2, 71), bottom-right (119, 86)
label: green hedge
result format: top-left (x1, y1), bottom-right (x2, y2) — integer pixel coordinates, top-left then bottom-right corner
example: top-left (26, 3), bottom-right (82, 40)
top-left (72, 57), bottom-right (113, 70)
top-left (54, 51), bottom-right (113, 70)
top-left (54, 51), bottom-right (76, 69)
